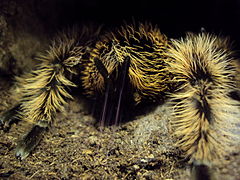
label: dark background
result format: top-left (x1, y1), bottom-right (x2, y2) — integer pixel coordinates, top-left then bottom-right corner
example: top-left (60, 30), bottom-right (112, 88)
top-left (1, 0), bottom-right (240, 74)
top-left (1, 0), bottom-right (240, 46)
top-left (47, 0), bottom-right (240, 48)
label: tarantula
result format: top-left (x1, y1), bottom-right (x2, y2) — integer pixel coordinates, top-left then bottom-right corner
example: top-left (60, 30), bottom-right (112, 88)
top-left (0, 22), bottom-right (172, 160)
top-left (1, 22), bottom-right (240, 179)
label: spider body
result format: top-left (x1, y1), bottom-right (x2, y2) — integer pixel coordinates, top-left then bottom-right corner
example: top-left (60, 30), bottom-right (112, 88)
top-left (0, 23), bottom-right (239, 180)
top-left (82, 23), bottom-right (172, 124)
top-left (0, 22), bottom-right (171, 159)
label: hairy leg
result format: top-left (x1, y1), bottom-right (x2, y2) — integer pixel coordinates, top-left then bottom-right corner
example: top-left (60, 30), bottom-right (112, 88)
top-left (13, 35), bottom-right (84, 159)
top-left (1, 27), bottom-right (99, 159)
top-left (14, 62), bottom-right (77, 159)
top-left (15, 121), bottom-right (49, 160)
top-left (0, 104), bottom-right (21, 132)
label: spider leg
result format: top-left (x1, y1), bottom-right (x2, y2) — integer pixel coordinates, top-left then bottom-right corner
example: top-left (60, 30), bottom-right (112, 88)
top-left (114, 56), bottom-right (130, 125)
top-left (15, 121), bottom-right (48, 160)
top-left (0, 104), bottom-right (21, 132)
top-left (94, 57), bottom-right (112, 126)
top-left (14, 58), bottom-right (78, 160)
top-left (94, 56), bottom-right (131, 126)
top-left (2, 26), bottom-right (99, 159)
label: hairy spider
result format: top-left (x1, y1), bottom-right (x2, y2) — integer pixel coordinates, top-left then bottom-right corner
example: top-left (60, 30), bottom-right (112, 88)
top-left (0, 22), bottom-right (171, 160)
top-left (1, 23), bottom-right (240, 180)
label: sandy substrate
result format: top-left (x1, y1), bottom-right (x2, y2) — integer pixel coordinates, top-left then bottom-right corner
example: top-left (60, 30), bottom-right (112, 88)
top-left (0, 78), bottom-right (240, 180)
top-left (0, 1), bottom-right (240, 178)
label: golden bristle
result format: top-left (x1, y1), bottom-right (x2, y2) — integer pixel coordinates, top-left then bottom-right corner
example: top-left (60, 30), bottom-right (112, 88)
top-left (166, 33), bottom-right (240, 164)
top-left (81, 22), bottom-right (171, 103)
top-left (17, 64), bottom-right (76, 123)
top-left (16, 26), bottom-right (101, 124)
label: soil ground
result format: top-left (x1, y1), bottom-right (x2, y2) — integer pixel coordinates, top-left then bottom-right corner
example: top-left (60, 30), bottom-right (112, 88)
top-left (0, 78), bottom-right (240, 180)
top-left (0, 1), bottom-right (240, 179)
